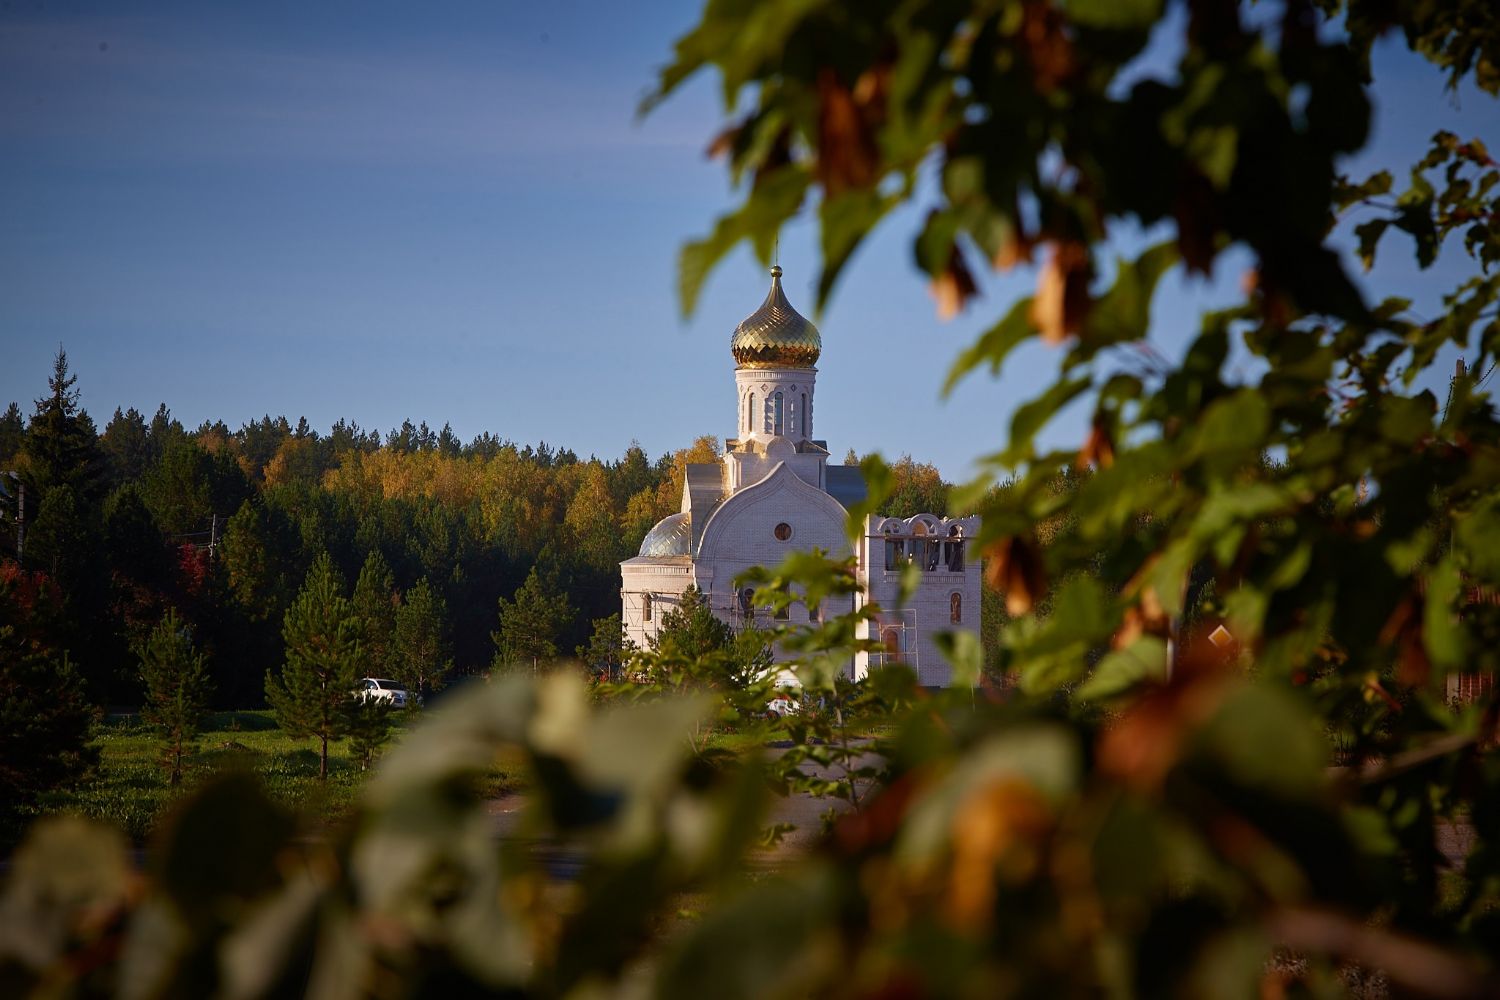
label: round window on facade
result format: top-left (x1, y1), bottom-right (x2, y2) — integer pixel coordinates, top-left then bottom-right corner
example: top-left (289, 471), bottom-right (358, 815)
top-left (774, 522), bottom-right (793, 541)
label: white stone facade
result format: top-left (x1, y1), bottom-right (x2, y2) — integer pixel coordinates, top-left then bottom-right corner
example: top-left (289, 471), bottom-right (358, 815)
top-left (620, 267), bottom-right (981, 688)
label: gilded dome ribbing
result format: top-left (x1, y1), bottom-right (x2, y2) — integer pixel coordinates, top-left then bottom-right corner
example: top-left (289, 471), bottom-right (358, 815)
top-left (731, 265), bottom-right (821, 369)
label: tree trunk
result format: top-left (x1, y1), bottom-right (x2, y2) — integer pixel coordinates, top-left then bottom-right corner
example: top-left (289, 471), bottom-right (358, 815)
top-left (320, 734), bottom-right (328, 780)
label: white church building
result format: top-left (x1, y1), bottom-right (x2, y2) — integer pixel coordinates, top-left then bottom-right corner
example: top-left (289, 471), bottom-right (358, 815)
top-left (620, 266), bottom-right (981, 688)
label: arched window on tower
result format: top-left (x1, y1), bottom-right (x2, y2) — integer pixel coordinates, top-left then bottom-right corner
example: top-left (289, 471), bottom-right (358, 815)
top-left (747, 393), bottom-right (756, 435)
top-left (643, 593), bottom-right (653, 623)
top-left (945, 525), bottom-right (966, 571)
top-left (883, 522), bottom-right (904, 571)
top-left (801, 393), bottom-right (808, 437)
top-left (882, 627), bottom-right (902, 663)
top-left (773, 391), bottom-right (784, 435)
top-left (950, 592), bottom-right (962, 624)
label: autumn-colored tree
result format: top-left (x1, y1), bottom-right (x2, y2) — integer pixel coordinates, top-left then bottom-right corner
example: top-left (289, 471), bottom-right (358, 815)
top-left (564, 462), bottom-right (622, 572)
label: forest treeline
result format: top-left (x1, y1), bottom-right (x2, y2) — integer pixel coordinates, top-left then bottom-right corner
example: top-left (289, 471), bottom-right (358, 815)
top-left (0, 349), bottom-right (954, 709)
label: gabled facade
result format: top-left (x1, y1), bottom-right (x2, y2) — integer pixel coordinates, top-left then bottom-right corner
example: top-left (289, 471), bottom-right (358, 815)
top-left (620, 266), bottom-right (981, 687)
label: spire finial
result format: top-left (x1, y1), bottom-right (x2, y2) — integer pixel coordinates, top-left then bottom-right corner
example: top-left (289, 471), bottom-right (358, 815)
top-left (770, 264), bottom-right (783, 279)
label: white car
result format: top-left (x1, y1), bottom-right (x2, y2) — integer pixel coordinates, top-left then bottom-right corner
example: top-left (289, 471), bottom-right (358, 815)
top-left (766, 692), bottom-right (801, 718)
top-left (355, 677), bottom-right (411, 708)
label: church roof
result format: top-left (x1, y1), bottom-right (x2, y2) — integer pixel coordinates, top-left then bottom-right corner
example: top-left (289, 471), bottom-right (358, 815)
top-left (683, 464), bottom-right (725, 552)
top-left (638, 512), bottom-right (692, 558)
top-left (825, 464), bottom-right (867, 511)
top-left (731, 265), bottom-right (821, 369)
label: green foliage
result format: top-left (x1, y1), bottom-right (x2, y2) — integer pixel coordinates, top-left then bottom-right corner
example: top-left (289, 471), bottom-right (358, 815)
top-left (350, 547), bottom-right (397, 675)
top-left (492, 565), bottom-right (575, 672)
top-left (390, 575), bottom-right (452, 698)
top-left (140, 438), bottom-right (249, 535)
top-left (623, 586), bottom-right (778, 747)
top-left (576, 611), bottom-right (634, 681)
top-left (639, 0), bottom-right (1500, 991)
top-left (221, 498), bottom-right (300, 626)
top-left (264, 552), bottom-right (360, 780)
top-left (136, 608), bottom-right (213, 785)
top-left (0, 401), bottom-right (24, 467)
top-left (0, 622), bottom-right (98, 827)
top-left (8, 1), bottom-right (1500, 995)
top-left (343, 694), bottom-right (394, 771)
top-left (22, 347), bottom-right (104, 504)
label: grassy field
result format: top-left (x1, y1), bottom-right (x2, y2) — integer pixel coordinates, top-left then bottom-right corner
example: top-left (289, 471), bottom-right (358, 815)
top-left (22, 710), bottom-right (527, 844)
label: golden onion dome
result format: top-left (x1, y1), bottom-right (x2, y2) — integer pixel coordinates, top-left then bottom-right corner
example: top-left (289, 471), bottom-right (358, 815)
top-left (731, 265), bottom-right (821, 369)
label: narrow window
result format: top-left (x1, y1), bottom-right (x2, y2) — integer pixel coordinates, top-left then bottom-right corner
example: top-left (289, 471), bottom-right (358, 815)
top-left (801, 393), bottom-right (808, 436)
top-left (739, 588), bottom-right (755, 622)
top-left (950, 592), bottom-right (962, 624)
top-left (773, 391), bottom-right (784, 435)
top-left (643, 593), bottom-right (653, 622)
top-left (747, 393), bottom-right (756, 434)
top-left (882, 628), bottom-right (902, 662)
top-left (808, 601), bottom-right (820, 623)
top-left (947, 525), bottom-right (965, 571)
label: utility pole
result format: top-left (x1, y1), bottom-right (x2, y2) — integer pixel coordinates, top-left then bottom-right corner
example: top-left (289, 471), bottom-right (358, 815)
top-left (207, 513), bottom-right (219, 560)
top-left (0, 472), bottom-right (23, 565)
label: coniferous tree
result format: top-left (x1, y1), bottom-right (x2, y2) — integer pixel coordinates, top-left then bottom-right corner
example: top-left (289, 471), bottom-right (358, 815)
top-left (23, 347), bottom-right (104, 505)
top-left (265, 552), bottom-right (359, 780)
top-left (146, 404), bottom-right (185, 463)
top-left (0, 568), bottom-right (98, 823)
top-left (0, 402), bottom-right (24, 467)
top-left (136, 608), bottom-right (213, 786)
top-left (222, 499), bottom-right (298, 625)
top-left (100, 406), bottom-right (151, 487)
top-left (650, 586), bottom-right (734, 661)
top-left (492, 566), bottom-right (574, 673)
top-left (391, 576), bottom-right (451, 699)
top-left (576, 612), bottom-right (634, 682)
top-left (350, 549), bottom-right (397, 678)
top-left (342, 695), bottom-right (393, 771)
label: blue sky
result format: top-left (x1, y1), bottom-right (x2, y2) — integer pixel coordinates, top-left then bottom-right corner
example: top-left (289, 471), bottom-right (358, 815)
top-left (1, 1), bottom-right (1493, 480)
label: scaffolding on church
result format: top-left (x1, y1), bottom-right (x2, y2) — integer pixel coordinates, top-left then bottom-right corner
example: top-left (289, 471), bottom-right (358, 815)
top-left (865, 608), bottom-right (918, 672)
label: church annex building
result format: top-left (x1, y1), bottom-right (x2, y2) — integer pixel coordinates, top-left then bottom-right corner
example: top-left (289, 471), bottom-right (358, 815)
top-left (620, 266), bottom-right (980, 688)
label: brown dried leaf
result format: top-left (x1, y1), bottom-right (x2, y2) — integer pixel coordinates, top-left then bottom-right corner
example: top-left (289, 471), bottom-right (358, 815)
top-left (1029, 241), bottom-right (1091, 344)
top-left (705, 122), bottom-right (741, 160)
top-left (984, 535), bottom-right (1047, 616)
top-left (993, 228), bottom-right (1034, 271)
top-left (1077, 412), bottom-right (1115, 470)
top-left (931, 247), bottom-right (979, 320)
top-left (1019, 1), bottom-right (1076, 93)
top-left (817, 68), bottom-right (879, 195)
top-left (1098, 646), bottom-right (1235, 790)
top-left (946, 778), bottom-right (1051, 926)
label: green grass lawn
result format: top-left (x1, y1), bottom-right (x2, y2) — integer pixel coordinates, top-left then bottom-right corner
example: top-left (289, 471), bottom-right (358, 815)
top-left (23, 710), bottom-right (527, 844)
